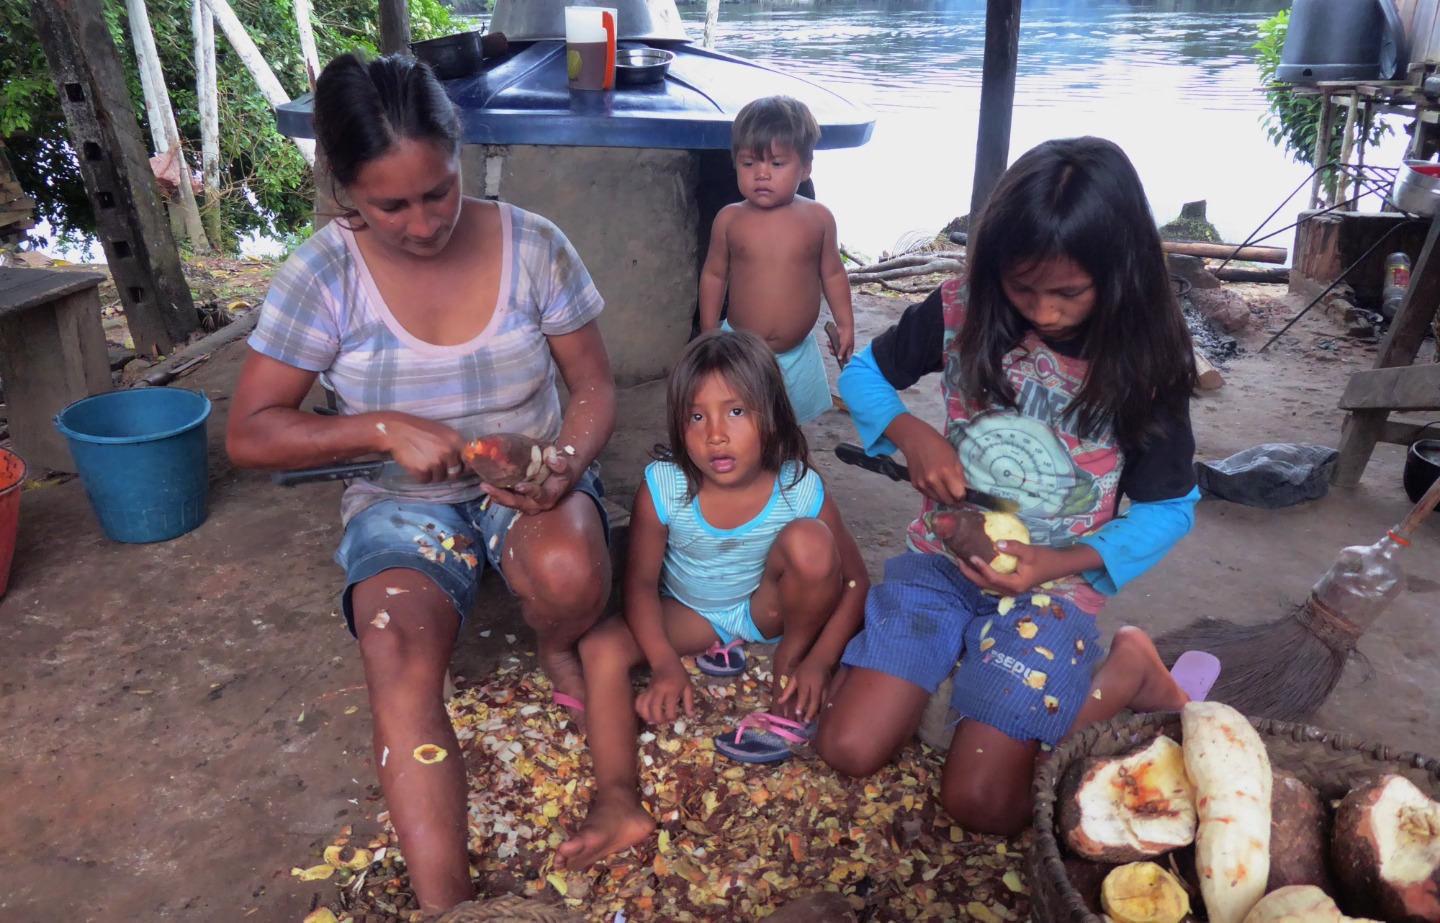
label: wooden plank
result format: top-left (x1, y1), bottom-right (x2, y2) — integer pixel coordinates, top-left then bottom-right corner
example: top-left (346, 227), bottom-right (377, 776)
top-left (1379, 417), bottom-right (1440, 446)
top-left (0, 267), bottom-right (107, 317)
top-left (1338, 363), bottom-right (1440, 410)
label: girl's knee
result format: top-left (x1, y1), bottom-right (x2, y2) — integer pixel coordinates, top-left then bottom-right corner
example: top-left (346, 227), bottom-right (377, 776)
top-left (771, 519), bottom-right (839, 581)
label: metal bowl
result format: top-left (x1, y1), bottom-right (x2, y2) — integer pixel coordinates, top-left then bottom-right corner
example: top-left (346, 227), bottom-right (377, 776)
top-left (615, 47), bottom-right (674, 86)
top-left (1388, 160), bottom-right (1440, 217)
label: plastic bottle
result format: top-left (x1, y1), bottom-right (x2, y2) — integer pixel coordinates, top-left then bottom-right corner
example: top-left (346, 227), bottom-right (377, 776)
top-left (1381, 251), bottom-right (1412, 321)
top-left (1305, 528), bottom-right (1410, 635)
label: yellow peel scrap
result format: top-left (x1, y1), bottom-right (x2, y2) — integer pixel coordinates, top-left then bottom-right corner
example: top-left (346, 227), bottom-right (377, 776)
top-left (980, 638), bottom-right (996, 652)
top-left (304, 910), bottom-right (340, 923)
top-left (546, 872), bottom-right (569, 895)
top-left (997, 597), bottom-right (1015, 616)
top-left (1031, 593), bottom-right (1051, 607)
top-left (1024, 670), bottom-right (1048, 690)
top-left (413, 743), bottom-right (448, 764)
top-left (1016, 619), bottom-right (1038, 639)
top-left (1035, 645), bottom-right (1054, 660)
top-left (292, 864), bottom-right (335, 881)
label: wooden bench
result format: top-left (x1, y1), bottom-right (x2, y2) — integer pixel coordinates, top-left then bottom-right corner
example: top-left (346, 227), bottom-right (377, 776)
top-left (0, 267), bottom-right (112, 473)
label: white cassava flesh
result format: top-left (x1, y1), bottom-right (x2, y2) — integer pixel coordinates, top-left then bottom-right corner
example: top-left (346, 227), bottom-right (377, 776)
top-left (1243, 885), bottom-right (1380, 923)
top-left (1182, 700), bottom-right (1272, 923)
top-left (1333, 774), bottom-right (1440, 923)
top-left (1061, 735), bottom-right (1197, 862)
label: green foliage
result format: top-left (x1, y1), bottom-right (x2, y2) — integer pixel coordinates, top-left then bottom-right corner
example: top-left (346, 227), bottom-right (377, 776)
top-left (1255, 10), bottom-right (1390, 195)
top-left (0, 0), bottom-right (461, 252)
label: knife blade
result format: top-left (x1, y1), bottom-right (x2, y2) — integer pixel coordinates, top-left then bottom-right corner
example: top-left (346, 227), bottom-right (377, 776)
top-left (832, 442), bottom-right (1020, 514)
top-left (272, 458), bottom-right (406, 487)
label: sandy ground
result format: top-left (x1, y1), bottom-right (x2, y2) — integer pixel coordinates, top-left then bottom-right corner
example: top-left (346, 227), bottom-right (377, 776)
top-left (1, 281), bottom-right (1437, 922)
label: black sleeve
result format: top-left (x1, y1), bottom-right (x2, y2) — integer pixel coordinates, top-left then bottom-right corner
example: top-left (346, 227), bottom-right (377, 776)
top-left (1117, 400), bottom-right (1197, 502)
top-left (869, 286), bottom-right (946, 390)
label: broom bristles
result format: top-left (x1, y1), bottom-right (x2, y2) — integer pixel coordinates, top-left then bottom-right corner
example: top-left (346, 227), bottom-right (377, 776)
top-left (1153, 611), bottom-right (1350, 722)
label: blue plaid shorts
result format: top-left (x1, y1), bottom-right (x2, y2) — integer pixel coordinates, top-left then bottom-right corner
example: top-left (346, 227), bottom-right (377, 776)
top-left (840, 551), bottom-right (1104, 746)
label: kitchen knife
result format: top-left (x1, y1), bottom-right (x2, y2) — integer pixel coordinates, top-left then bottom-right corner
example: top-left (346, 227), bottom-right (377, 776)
top-left (833, 442), bottom-right (1019, 514)
top-left (824, 320), bottom-right (848, 371)
top-left (272, 458), bottom-right (406, 487)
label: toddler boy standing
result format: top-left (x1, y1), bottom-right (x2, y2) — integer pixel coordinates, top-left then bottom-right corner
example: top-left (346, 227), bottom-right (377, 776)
top-left (699, 95), bottom-right (855, 423)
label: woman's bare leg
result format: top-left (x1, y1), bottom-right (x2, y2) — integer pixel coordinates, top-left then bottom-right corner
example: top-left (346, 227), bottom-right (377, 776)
top-left (353, 568), bottom-right (472, 913)
top-left (502, 493), bottom-right (611, 711)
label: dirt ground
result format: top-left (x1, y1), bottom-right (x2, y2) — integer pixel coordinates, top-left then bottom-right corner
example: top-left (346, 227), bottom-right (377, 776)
top-left (1, 280), bottom-right (1438, 923)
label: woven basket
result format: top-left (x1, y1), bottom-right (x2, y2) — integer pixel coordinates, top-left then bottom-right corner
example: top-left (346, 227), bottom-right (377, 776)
top-left (431, 894), bottom-right (587, 923)
top-left (1028, 711), bottom-right (1440, 923)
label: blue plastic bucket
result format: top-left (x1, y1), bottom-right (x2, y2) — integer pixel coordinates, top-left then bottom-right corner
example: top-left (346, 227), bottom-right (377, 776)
top-left (53, 388), bottom-right (212, 543)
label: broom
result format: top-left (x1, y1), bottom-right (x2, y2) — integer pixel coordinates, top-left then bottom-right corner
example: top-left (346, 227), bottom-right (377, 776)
top-left (1153, 473), bottom-right (1440, 722)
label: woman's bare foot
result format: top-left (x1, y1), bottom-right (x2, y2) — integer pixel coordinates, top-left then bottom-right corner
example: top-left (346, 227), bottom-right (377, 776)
top-left (553, 792), bottom-right (655, 871)
top-left (1112, 626), bottom-right (1189, 713)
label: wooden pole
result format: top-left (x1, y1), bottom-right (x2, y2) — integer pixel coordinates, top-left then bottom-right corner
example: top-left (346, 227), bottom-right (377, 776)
top-left (1337, 93), bottom-right (1359, 208)
top-left (28, 0), bottom-right (199, 353)
top-left (1160, 241), bottom-right (1288, 264)
top-left (378, 0), bottom-right (409, 56)
top-left (294, 0), bottom-right (320, 90)
top-left (702, 0), bottom-right (721, 49)
top-left (969, 0), bottom-right (1022, 219)
top-left (126, 0), bottom-right (211, 252)
top-left (1310, 91), bottom-right (1335, 209)
top-left (200, 0), bottom-right (314, 166)
top-left (192, 0), bottom-right (221, 248)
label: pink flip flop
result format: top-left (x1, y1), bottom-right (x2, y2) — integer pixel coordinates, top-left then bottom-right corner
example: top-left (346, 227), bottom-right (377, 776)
top-left (697, 639), bottom-right (747, 677)
top-left (1171, 650), bottom-right (1221, 702)
top-left (553, 691), bottom-right (586, 713)
top-left (713, 712), bottom-right (815, 763)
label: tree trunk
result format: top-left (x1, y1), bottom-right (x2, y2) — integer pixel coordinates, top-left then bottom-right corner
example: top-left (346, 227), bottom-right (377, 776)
top-left (1160, 241), bottom-right (1288, 264)
top-left (201, 0), bottom-right (314, 165)
top-left (378, 0), bottom-right (409, 55)
top-left (970, 0), bottom-right (1022, 218)
top-left (126, 0), bottom-right (211, 252)
top-left (193, 0), bottom-right (222, 248)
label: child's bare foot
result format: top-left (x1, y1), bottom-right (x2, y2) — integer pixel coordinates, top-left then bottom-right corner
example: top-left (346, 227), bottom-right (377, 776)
top-left (537, 645), bottom-right (588, 730)
top-left (554, 793), bottom-right (655, 871)
top-left (1112, 626), bottom-right (1189, 713)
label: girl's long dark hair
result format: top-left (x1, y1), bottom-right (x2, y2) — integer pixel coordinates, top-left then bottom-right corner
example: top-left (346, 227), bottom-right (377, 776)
top-left (660, 329), bottom-right (811, 500)
top-left (957, 136), bottom-right (1197, 451)
top-left (311, 53), bottom-right (461, 203)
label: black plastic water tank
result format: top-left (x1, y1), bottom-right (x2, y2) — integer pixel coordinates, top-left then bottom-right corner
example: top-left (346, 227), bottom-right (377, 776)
top-left (1276, 0), bottom-right (1407, 83)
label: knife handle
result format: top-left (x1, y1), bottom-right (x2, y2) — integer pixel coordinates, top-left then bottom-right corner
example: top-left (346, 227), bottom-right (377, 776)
top-left (271, 460), bottom-right (387, 487)
top-left (833, 442), bottom-right (909, 481)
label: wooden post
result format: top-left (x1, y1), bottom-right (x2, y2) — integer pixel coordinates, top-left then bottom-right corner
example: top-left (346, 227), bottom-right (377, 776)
top-left (703, 0), bottom-right (721, 49)
top-left (1332, 210), bottom-right (1440, 486)
top-left (378, 0), bottom-right (409, 56)
top-left (294, 0), bottom-right (320, 89)
top-left (126, 0), bottom-right (211, 253)
top-left (193, 0), bottom-right (222, 247)
top-left (969, 0), bottom-right (1022, 219)
top-left (1310, 91), bottom-right (1335, 209)
top-left (28, 0), bottom-right (199, 355)
top-left (201, 0), bottom-right (314, 166)
top-left (1337, 93), bottom-right (1359, 208)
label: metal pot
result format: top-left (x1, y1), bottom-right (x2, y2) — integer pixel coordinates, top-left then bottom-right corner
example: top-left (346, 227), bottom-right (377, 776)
top-left (411, 30), bottom-right (485, 80)
top-left (490, 0), bottom-right (691, 42)
top-left (1404, 422), bottom-right (1440, 503)
top-left (1388, 160), bottom-right (1440, 217)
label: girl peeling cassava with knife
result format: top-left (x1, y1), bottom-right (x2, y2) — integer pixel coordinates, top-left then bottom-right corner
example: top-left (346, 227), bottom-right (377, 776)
top-left (815, 136), bottom-right (1218, 835)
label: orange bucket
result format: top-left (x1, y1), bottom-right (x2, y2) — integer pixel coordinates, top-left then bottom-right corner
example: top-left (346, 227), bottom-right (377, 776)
top-left (0, 447), bottom-right (25, 597)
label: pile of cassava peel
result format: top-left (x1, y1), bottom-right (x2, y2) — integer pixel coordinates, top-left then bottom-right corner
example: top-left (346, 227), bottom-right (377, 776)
top-left (1055, 701), bottom-right (1440, 923)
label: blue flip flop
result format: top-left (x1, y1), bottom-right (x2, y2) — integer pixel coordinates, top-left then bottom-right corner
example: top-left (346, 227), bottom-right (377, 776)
top-left (713, 712), bottom-right (815, 764)
top-left (697, 639), bottom-right (747, 677)
top-left (1171, 650), bottom-right (1222, 702)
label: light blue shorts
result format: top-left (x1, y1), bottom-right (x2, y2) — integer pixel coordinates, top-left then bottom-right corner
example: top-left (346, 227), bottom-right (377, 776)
top-left (721, 320), bottom-right (832, 424)
top-left (334, 464), bottom-right (607, 636)
top-left (841, 551), bottom-right (1104, 747)
top-left (668, 593), bottom-right (777, 646)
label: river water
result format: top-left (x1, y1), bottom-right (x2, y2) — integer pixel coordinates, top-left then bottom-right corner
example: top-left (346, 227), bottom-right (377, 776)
top-left (652, 0), bottom-right (1406, 260)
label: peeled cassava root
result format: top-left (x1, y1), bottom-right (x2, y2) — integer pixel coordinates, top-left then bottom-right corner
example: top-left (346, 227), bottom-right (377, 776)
top-left (1332, 774), bottom-right (1440, 923)
top-left (1244, 885), bottom-right (1380, 923)
top-left (925, 509), bottom-right (1030, 573)
top-left (1182, 700), bottom-right (1273, 923)
top-left (462, 433), bottom-right (559, 489)
top-left (1060, 735), bottom-right (1198, 862)
top-left (1102, 861), bottom-right (1193, 923)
